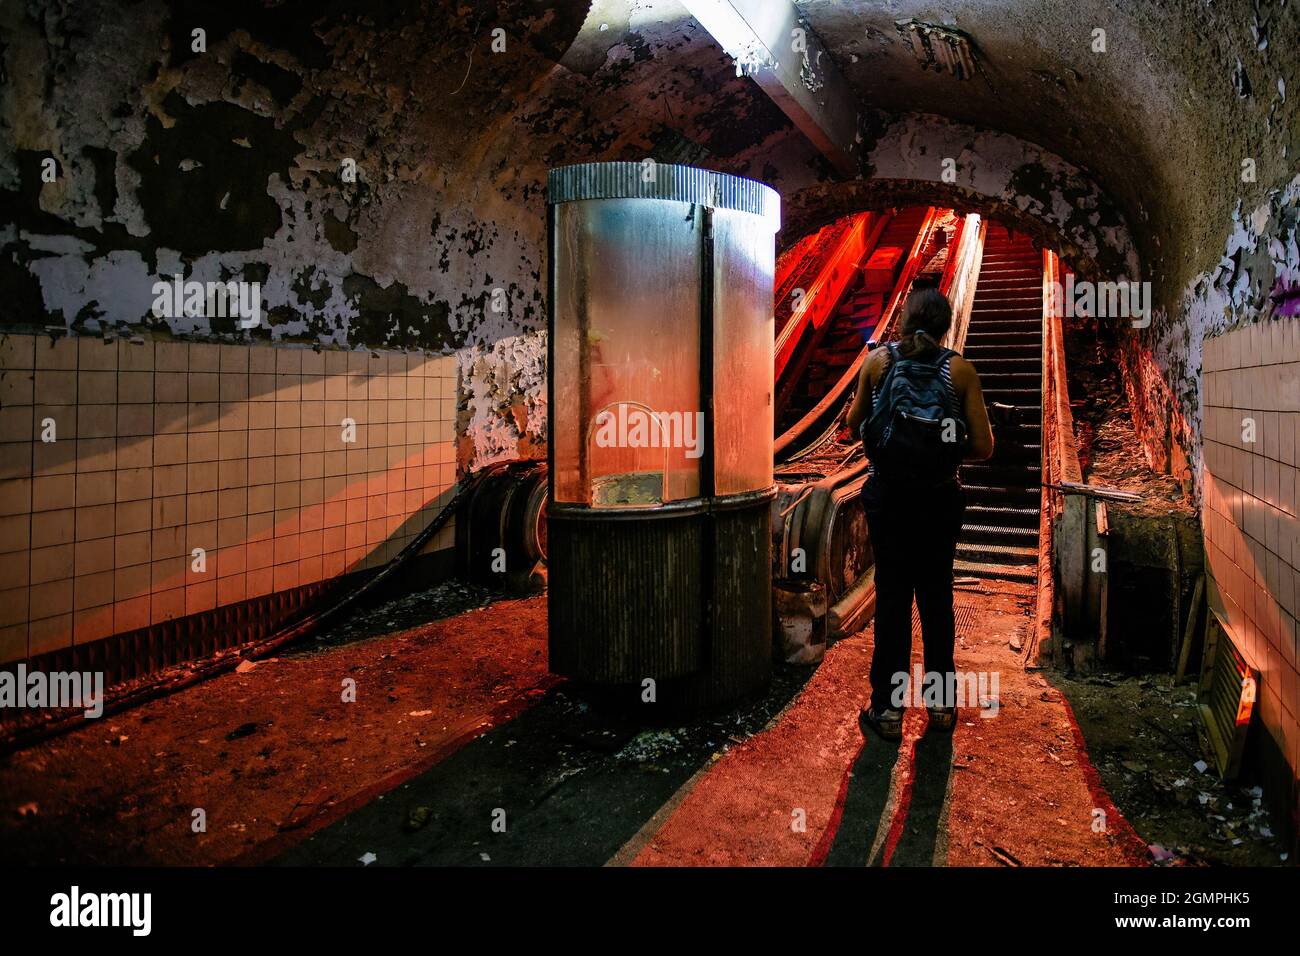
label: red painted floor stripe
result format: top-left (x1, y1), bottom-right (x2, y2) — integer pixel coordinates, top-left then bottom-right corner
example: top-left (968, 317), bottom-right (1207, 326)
top-left (807, 740), bottom-right (863, 866)
top-left (1056, 691), bottom-right (1151, 866)
top-left (880, 731), bottom-right (920, 866)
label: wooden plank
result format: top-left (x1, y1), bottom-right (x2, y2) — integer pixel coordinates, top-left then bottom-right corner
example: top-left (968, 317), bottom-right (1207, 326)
top-left (1176, 573), bottom-right (1206, 684)
top-left (1082, 497), bottom-right (1108, 659)
top-left (1046, 480), bottom-right (1142, 502)
top-left (1058, 493), bottom-right (1087, 641)
top-left (1090, 500), bottom-right (1109, 660)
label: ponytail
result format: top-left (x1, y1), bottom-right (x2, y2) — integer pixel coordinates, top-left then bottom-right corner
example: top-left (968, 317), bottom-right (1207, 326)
top-left (897, 288), bottom-right (952, 358)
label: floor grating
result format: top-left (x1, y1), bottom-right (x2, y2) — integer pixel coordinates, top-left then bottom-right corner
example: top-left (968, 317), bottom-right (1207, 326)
top-left (909, 600), bottom-right (981, 638)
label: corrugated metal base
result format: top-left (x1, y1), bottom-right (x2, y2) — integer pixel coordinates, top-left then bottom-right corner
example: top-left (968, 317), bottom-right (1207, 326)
top-left (548, 498), bottom-right (772, 709)
top-left (668, 501), bottom-right (773, 709)
top-left (548, 509), bottom-right (705, 681)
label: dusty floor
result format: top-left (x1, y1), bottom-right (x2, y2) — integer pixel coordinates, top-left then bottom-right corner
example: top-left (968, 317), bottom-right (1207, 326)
top-left (0, 578), bottom-right (1289, 866)
top-left (630, 579), bottom-right (1145, 866)
top-left (1061, 672), bottom-right (1288, 866)
top-left (0, 584), bottom-right (554, 865)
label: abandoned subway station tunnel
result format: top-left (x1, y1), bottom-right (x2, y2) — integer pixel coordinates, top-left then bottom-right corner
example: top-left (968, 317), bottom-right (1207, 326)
top-left (2, 0), bottom-right (1300, 882)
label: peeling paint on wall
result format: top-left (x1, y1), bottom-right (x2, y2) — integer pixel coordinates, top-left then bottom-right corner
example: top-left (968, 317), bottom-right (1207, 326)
top-left (1128, 173), bottom-right (1300, 497)
top-left (783, 113), bottom-right (1140, 281)
top-left (780, 111), bottom-right (1138, 283)
top-left (6, 0), bottom-right (1295, 489)
top-left (456, 331), bottom-right (548, 471)
top-left (0, 0), bottom-right (823, 473)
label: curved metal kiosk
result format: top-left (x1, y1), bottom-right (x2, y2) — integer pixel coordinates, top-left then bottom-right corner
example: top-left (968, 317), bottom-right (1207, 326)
top-left (546, 162), bottom-right (780, 708)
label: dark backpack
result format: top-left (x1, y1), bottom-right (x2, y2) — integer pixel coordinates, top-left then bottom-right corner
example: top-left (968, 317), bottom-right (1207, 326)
top-left (861, 343), bottom-right (967, 485)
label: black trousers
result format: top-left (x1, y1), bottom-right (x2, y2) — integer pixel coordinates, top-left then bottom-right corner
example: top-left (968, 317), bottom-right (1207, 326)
top-left (861, 476), bottom-right (966, 711)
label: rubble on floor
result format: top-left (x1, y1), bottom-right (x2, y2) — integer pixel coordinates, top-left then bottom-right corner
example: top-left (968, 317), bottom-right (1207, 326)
top-left (305, 579), bottom-right (502, 650)
top-left (4, 577), bottom-right (1283, 867)
top-left (1066, 323), bottom-right (1195, 517)
top-left (1059, 671), bottom-right (1288, 866)
top-left (0, 584), bottom-right (552, 866)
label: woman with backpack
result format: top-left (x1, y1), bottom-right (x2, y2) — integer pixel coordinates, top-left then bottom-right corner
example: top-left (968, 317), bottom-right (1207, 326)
top-left (845, 287), bottom-right (995, 741)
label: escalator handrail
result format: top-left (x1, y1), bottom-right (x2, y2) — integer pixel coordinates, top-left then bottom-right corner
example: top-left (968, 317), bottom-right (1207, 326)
top-left (774, 211), bottom-right (888, 388)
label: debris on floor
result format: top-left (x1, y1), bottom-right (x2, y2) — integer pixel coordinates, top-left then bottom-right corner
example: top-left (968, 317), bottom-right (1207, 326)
top-left (0, 585), bottom-right (552, 866)
top-left (1058, 671), bottom-right (1288, 866)
top-left (1, 578), bottom-right (1283, 867)
top-left (307, 580), bottom-right (502, 650)
top-left (1065, 321), bottom-right (1195, 515)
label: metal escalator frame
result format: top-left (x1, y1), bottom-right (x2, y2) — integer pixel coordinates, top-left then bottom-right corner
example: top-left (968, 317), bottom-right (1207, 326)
top-left (1036, 248), bottom-right (1085, 665)
top-left (774, 211), bottom-right (891, 400)
top-left (774, 205), bottom-right (943, 463)
top-left (942, 214), bottom-right (988, 355)
top-left (773, 209), bottom-right (990, 639)
top-left (776, 217), bottom-right (851, 314)
top-left (774, 216), bottom-right (856, 346)
top-left (825, 212), bottom-right (991, 635)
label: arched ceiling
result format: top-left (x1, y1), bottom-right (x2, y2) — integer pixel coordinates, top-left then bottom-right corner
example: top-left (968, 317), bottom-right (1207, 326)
top-left (792, 0), bottom-right (1297, 301)
top-left (557, 0), bottom-right (1297, 302)
top-left (548, 0), bottom-right (1298, 476)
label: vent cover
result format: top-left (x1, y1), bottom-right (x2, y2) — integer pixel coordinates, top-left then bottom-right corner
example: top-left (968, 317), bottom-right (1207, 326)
top-left (1197, 609), bottom-right (1259, 779)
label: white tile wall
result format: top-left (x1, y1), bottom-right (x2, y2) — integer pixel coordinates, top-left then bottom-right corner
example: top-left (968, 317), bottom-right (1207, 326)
top-left (1202, 321), bottom-right (1300, 783)
top-left (0, 334), bottom-right (458, 664)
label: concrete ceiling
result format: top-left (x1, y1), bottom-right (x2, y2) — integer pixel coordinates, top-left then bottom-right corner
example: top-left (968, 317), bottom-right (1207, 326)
top-left (561, 0), bottom-right (1296, 300)
top-left (792, 0), bottom-right (1296, 296)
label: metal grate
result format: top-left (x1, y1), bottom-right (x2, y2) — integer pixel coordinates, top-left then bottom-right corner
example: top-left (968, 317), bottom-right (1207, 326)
top-left (1197, 610), bottom-right (1259, 779)
top-left (910, 600), bottom-right (980, 638)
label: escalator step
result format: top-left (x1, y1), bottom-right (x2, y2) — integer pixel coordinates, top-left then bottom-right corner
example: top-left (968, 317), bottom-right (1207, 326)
top-left (956, 540), bottom-right (1039, 563)
top-left (964, 345), bottom-right (1040, 355)
top-left (964, 504), bottom-right (1041, 525)
top-left (971, 319), bottom-right (1041, 331)
top-left (979, 373), bottom-right (1042, 388)
top-left (961, 483), bottom-right (1040, 505)
top-left (953, 559), bottom-right (1037, 583)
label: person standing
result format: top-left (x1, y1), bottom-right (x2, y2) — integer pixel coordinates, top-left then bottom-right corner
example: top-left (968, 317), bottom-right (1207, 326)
top-left (845, 287), bottom-right (994, 741)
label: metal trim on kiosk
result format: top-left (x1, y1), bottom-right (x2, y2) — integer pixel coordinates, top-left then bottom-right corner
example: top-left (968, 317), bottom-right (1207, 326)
top-left (546, 162), bottom-right (780, 708)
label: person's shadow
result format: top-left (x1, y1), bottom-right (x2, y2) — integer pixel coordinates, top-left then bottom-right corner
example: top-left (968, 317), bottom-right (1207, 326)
top-left (821, 724), bottom-right (954, 867)
top-left (888, 729), bottom-right (954, 866)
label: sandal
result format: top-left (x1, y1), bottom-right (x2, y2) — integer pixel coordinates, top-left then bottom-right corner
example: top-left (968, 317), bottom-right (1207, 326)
top-left (927, 707), bottom-right (957, 732)
top-left (859, 706), bottom-right (904, 742)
